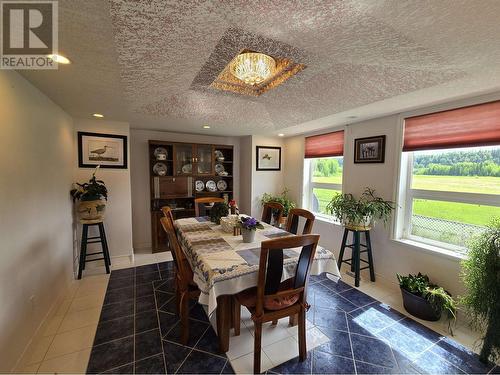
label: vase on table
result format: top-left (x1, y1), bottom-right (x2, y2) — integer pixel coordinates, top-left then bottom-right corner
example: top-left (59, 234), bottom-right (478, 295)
top-left (242, 228), bottom-right (256, 243)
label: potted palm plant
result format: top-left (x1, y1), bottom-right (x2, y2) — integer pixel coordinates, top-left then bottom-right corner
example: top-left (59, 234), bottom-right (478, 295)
top-left (70, 166), bottom-right (108, 221)
top-left (461, 217), bottom-right (500, 363)
top-left (326, 187), bottom-right (394, 229)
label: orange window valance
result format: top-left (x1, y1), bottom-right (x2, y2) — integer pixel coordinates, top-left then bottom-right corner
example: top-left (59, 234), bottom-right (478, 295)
top-left (305, 130), bottom-right (344, 158)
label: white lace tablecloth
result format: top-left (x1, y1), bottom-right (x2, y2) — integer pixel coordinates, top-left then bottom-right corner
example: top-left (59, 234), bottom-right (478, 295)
top-left (175, 216), bottom-right (341, 315)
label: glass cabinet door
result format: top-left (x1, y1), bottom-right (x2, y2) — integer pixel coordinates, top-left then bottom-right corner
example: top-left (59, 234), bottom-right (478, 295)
top-left (195, 144), bottom-right (212, 175)
top-left (175, 144), bottom-right (193, 175)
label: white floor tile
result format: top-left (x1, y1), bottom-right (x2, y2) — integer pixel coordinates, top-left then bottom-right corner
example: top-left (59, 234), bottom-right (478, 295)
top-left (45, 325), bottom-right (96, 360)
top-left (58, 307), bottom-right (101, 333)
top-left (230, 349), bottom-right (273, 374)
top-left (263, 336), bottom-right (299, 367)
top-left (18, 335), bottom-right (54, 366)
top-left (246, 320), bottom-right (293, 347)
top-left (68, 293), bottom-right (105, 313)
top-left (37, 348), bottom-right (91, 373)
top-left (155, 251), bottom-right (173, 262)
top-left (226, 326), bottom-right (255, 360)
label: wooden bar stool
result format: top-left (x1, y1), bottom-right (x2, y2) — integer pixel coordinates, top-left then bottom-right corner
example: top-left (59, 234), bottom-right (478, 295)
top-left (77, 220), bottom-right (111, 279)
top-left (337, 227), bottom-right (375, 287)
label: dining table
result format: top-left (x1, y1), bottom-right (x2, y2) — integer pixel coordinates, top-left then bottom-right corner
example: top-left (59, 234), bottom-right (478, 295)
top-left (174, 215), bottom-right (341, 352)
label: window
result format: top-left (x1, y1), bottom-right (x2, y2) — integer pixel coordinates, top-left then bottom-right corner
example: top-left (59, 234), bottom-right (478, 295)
top-left (398, 101), bottom-right (500, 255)
top-left (304, 130), bottom-right (344, 218)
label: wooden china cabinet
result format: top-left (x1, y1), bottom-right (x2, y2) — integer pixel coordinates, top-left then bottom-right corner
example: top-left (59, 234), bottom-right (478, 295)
top-left (149, 140), bottom-right (234, 252)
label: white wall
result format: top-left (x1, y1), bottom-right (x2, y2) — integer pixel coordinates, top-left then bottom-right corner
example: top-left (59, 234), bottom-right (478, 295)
top-left (73, 119), bottom-right (133, 258)
top-left (0, 71), bottom-right (74, 372)
top-left (239, 136), bottom-right (253, 214)
top-left (283, 92), bottom-right (500, 296)
top-left (130, 129), bottom-right (241, 251)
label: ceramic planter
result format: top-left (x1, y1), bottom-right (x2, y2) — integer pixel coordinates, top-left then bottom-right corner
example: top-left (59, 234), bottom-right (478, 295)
top-left (77, 199), bottom-right (106, 222)
top-left (242, 228), bottom-right (256, 243)
top-left (343, 215), bottom-right (372, 230)
top-left (400, 287), bottom-right (441, 321)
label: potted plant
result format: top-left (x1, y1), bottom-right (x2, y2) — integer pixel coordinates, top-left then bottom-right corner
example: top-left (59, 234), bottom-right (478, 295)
top-left (261, 188), bottom-right (296, 224)
top-left (70, 166), bottom-right (108, 221)
top-left (237, 216), bottom-right (264, 243)
top-left (397, 273), bottom-right (456, 330)
top-left (326, 187), bottom-right (394, 229)
top-left (210, 202), bottom-right (229, 224)
top-left (460, 217), bottom-right (500, 363)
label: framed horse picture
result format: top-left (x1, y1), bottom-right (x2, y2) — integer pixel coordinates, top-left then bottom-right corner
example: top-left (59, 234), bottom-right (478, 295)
top-left (354, 135), bottom-right (386, 163)
top-left (78, 132), bottom-right (128, 169)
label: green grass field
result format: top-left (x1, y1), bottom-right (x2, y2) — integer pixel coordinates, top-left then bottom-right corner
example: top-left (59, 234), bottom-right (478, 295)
top-left (311, 174), bottom-right (499, 226)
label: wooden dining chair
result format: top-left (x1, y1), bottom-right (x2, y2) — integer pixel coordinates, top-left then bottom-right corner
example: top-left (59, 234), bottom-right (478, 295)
top-left (160, 214), bottom-right (200, 345)
top-left (261, 202), bottom-right (284, 226)
top-left (194, 197), bottom-right (225, 217)
top-left (233, 234), bottom-right (320, 374)
top-left (286, 208), bottom-right (316, 235)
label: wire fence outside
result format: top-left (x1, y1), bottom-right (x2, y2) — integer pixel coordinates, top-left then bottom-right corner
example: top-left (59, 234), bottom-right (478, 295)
top-left (411, 214), bottom-right (486, 252)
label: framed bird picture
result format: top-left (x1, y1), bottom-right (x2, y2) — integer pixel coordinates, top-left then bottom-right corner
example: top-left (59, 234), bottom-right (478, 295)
top-left (78, 132), bottom-right (128, 169)
top-left (256, 146), bottom-right (281, 171)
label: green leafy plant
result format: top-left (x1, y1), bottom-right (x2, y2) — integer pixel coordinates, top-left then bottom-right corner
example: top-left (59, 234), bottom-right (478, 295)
top-left (261, 188), bottom-right (296, 216)
top-left (397, 273), bottom-right (457, 332)
top-left (461, 217), bottom-right (500, 363)
top-left (326, 187), bottom-right (395, 227)
top-left (210, 202), bottom-right (229, 224)
top-left (70, 166), bottom-right (107, 202)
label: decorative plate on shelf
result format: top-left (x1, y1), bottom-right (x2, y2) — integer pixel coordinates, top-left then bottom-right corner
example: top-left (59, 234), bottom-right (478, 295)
top-left (181, 164), bottom-right (192, 174)
top-left (214, 150), bottom-right (224, 161)
top-left (153, 162), bottom-right (168, 176)
top-left (217, 180), bottom-right (228, 191)
top-left (195, 180), bottom-right (205, 192)
top-left (153, 147), bottom-right (168, 160)
top-left (206, 180), bottom-right (217, 192)
top-left (215, 163), bottom-right (225, 174)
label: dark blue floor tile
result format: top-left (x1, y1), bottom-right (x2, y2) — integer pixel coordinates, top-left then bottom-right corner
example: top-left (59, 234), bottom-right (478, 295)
top-left (136, 294), bottom-right (157, 313)
top-left (399, 317), bottom-right (445, 343)
top-left (491, 365), bottom-right (500, 374)
top-left (392, 350), bottom-right (423, 374)
top-left (195, 325), bottom-right (220, 355)
top-left (94, 316), bottom-right (134, 345)
top-left (413, 350), bottom-right (465, 374)
top-left (155, 278), bottom-right (176, 293)
top-left (158, 261), bottom-right (174, 271)
top-left (377, 325), bottom-right (434, 360)
top-left (135, 310), bottom-right (159, 333)
top-left (160, 270), bottom-right (176, 282)
top-left (107, 275), bottom-right (134, 290)
top-left (158, 311), bottom-right (179, 337)
top-left (190, 302), bottom-right (209, 322)
top-left (312, 350), bottom-right (356, 374)
top-left (350, 333), bottom-right (398, 369)
top-left (99, 299), bottom-right (134, 322)
top-left (87, 336), bottom-right (134, 373)
top-left (136, 281), bottom-right (154, 298)
top-left (340, 288), bottom-right (377, 307)
top-left (162, 340), bottom-right (194, 373)
top-left (312, 308), bottom-right (348, 336)
top-left (134, 353), bottom-right (166, 374)
top-left (102, 362), bottom-right (134, 374)
top-left (164, 319), bottom-right (209, 347)
top-left (270, 354), bottom-right (312, 374)
top-left (320, 278), bottom-right (353, 293)
top-left (431, 337), bottom-right (495, 374)
top-left (135, 329), bottom-right (163, 361)
top-left (312, 283), bottom-right (358, 313)
top-left (309, 273), bottom-right (329, 284)
top-left (156, 291), bottom-right (177, 313)
top-left (355, 361), bottom-right (400, 374)
top-left (135, 263), bottom-right (159, 275)
top-left (109, 267), bottom-right (134, 280)
top-left (348, 302), bottom-right (404, 336)
top-left (104, 286), bottom-right (134, 305)
top-left (176, 349), bottom-right (227, 374)
top-left (136, 271), bottom-right (161, 284)
top-left (221, 360), bottom-right (235, 374)
top-left (314, 331), bottom-right (352, 358)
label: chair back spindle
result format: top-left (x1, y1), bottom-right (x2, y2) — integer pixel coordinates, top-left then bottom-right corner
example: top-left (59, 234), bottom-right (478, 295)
top-left (286, 208), bottom-right (315, 235)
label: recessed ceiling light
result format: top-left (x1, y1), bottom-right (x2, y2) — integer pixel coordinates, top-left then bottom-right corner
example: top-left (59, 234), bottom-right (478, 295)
top-left (92, 113), bottom-right (104, 118)
top-left (347, 115), bottom-right (358, 119)
top-left (278, 133), bottom-right (285, 137)
top-left (202, 125), bottom-right (211, 129)
top-left (47, 54), bottom-right (71, 64)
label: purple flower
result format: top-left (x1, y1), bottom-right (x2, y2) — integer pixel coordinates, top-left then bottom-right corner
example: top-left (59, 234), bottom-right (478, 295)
top-left (240, 216), bottom-right (263, 230)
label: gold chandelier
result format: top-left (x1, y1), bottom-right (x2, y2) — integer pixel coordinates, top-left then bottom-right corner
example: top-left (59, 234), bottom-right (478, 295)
top-left (229, 52), bottom-right (276, 85)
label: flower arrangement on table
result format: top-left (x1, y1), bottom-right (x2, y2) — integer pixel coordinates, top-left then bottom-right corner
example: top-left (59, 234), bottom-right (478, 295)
top-left (237, 216), bottom-right (264, 243)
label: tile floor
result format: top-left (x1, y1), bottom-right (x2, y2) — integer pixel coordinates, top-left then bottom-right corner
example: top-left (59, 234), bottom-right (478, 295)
top-left (15, 253), bottom-right (500, 374)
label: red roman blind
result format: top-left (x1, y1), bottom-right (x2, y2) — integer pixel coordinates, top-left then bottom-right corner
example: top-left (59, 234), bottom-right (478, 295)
top-left (403, 100), bottom-right (500, 151)
top-left (305, 130), bottom-right (344, 158)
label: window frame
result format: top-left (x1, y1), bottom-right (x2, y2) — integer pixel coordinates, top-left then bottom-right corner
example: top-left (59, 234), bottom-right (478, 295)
top-left (303, 156), bottom-right (344, 221)
top-left (399, 147), bottom-right (500, 253)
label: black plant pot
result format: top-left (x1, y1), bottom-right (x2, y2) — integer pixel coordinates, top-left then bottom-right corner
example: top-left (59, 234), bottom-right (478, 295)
top-left (400, 288), bottom-right (441, 321)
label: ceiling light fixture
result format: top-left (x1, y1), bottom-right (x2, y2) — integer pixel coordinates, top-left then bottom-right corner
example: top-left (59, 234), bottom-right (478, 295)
top-left (92, 113), bottom-right (104, 118)
top-left (229, 52), bottom-right (276, 85)
top-left (47, 54), bottom-right (71, 64)
top-left (278, 133), bottom-right (285, 137)
top-left (202, 125), bottom-right (211, 129)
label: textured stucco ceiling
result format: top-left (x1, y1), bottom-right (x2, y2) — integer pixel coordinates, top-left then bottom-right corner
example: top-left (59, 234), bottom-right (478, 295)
top-left (20, 0), bottom-right (500, 136)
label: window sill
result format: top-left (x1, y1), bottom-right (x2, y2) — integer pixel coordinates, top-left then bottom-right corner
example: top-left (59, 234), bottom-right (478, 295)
top-left (314, 213), bottom-right (341, 226)
top-left (392, 238), bottom-right (466, 261)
